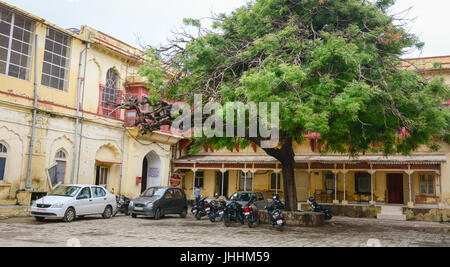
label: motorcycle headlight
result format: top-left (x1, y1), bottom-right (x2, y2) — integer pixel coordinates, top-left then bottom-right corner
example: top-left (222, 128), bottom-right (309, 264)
top-left (129, 201), bottom-right (134, 207)
top-left (31, 201), bottom-right (37, 207)
top-left (52, 203), bottom-right (64, 209)
top-left (146, 203), bottom-right (153, 208)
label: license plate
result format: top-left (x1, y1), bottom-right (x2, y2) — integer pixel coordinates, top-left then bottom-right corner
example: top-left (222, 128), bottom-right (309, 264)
top-left (244, 212), bottom-right (250, 216)
top-left (219, 211), bottom-right (224, 215)
top-left (192, 210), bottom-right (197, 214)
top-left (205, 208), bottom-right (210, 212)
top-left (277, 219), bottom-right (283, 225)
top-left (134, 207), bottom-right (144, 211)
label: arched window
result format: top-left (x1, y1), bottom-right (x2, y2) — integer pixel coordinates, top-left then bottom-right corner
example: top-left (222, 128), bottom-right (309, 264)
top-left (102, 69), bottom-right (118, 107)
top-left (50, 149), bottom-right (66, 186)
top-left (101, 68), bottom-right (120, 118)
top-left (0, 143), bottom-right (7, 181)
top-left (55, 149), bottom-right (66, 160)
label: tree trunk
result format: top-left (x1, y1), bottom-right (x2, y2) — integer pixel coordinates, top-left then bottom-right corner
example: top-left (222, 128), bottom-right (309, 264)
top-left (280, 157), bottom-right (297, 211)
top-left (262, 135), bottom-right (298, 211)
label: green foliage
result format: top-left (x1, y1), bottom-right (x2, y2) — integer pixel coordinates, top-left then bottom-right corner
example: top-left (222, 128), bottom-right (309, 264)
top-left (140, 0), bottom-right (449, 156)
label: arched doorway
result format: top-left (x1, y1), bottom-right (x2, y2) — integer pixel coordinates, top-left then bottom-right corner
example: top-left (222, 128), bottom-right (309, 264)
top-left (141, 151), bottom-right (161, 193)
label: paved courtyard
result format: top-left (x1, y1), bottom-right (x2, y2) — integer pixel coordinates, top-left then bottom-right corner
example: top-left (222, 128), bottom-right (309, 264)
top-left (0, 214), bottom-right (449, 247)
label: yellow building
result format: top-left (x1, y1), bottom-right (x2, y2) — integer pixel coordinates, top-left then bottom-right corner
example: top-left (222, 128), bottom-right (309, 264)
top-left (174, 55), bottom-right (450, 215)
top-left (0, 1), bottom-right (182, 205)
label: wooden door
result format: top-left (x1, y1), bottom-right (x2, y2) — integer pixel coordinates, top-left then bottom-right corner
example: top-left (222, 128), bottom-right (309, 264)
top-left (387, 174), bottom-right (404, 204)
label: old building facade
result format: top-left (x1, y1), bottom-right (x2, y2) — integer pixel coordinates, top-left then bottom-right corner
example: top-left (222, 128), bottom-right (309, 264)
top-left (174, 55), bottom-right (450, 212)
top-left (0, 2), bottom-right (181, 204)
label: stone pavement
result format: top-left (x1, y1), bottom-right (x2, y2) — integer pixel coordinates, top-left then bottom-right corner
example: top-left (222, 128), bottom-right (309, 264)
top-left (0, 214), bottom-right (448, 247)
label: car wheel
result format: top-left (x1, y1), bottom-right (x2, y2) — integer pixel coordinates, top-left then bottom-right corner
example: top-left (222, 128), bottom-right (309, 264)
top-left (154, 208), bottom-right (162, 220)
top-left (131, 213), bottom-right (137, 218)
top-left (34, 216), bottom-right (45, 222)
top-left (102, 206), bottom-right (113, 219)
top-left (180, 209), bottom-right (187, 218)
top-left (63, 208), bottom-right (76, 223)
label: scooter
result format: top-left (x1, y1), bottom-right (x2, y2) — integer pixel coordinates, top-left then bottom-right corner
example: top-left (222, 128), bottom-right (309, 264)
top-left (265, 194), bottom-right (286, 231)
top-left (191, 196), bottom-right (210, 220)
top-left (113, 195), bottom-right (131, 216)
top-left (308, 197), bottom-right (332, 220)
top-left (243, 196), bottom-right (260, 228)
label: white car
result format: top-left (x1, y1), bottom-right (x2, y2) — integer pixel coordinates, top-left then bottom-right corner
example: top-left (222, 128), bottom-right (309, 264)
top-left (31, 184), bottom-right (117, 223)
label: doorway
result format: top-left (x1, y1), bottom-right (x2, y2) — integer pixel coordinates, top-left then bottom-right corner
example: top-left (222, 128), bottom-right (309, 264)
top-left (215, 171), bottom-right (229, 197)
top-left (387, 173), bottom-right (404, 204)
top-left (141, 151), bottom-right (161, 193)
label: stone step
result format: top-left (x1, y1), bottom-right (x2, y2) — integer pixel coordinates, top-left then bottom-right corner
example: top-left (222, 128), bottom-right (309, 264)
top-left (377, 214), bottom-right (407, 221)
top-left (379, 205), bottom-right (403, 215)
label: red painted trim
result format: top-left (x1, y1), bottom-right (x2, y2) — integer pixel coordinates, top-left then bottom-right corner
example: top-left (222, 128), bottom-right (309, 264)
top-left (95, 37), bottom-right (144, 60)
top-left (402, 55), bottom-right (450, 61)
top-left (0, 90), bottom-right (125, 122)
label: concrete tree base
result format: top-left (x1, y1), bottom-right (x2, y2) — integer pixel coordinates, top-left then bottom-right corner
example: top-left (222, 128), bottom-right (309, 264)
top-left (259, 210), bottom-right (325, 227)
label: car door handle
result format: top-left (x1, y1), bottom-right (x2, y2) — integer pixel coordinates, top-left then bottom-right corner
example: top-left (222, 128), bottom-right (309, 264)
top-left (104, 198), bottom-right (107, 200)
top-left (89, 199), bottom-right (93, 202)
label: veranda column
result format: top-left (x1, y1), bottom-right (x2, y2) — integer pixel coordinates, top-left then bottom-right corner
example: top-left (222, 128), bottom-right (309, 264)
top-left (250, 169), bottom-right (256, 192)
top-left (437, 168), bottom-right (444, 209)
top-left (368, 166), bottom-right (376, 206)
top-left (342, 166), bottom-right (348, 205)
top-left (274, 169), bottom-right (282, 195)
top-left (333, 169), bottom-right (339, 205)
top-left (406, 164), bottom-right (415, 208)
top-left (192, 167), bottom-right (198, 198)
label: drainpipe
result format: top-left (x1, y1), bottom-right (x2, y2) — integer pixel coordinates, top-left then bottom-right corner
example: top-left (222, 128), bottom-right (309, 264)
top-left (71, 43), bottom-right (89, 184)
top-left (25, 34), bottom-right (39, 190)
top-left (75, 42), bottom-right (90, 184)
top-left (118, 127), bottom-right (126, 195)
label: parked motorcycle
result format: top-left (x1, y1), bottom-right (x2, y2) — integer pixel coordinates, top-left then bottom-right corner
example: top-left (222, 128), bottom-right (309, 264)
top-left (208, 199), bottom-right (224, 222)
top-left (113, 195), bottom-right (131, 216)
top-left (191, 196), bottom-right (210, 220)
top-left (308, 197), bottom-right (332, 220)
top-left (222, 200), bottom-right (245, 227)
top-left (265, 194), bottom-right (286, 231)
top-left (243, 196), bottom-right (261, 228)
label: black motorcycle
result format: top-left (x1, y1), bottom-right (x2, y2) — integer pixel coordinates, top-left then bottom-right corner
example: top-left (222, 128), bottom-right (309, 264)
top-left (223, 200), bottom-right (245, 227)
top-left (208, 199), bottom-right (224, 222)
top-left (308, 197), bottom-right (332, 220)
top-left (191, 196), bottom-right (209, 220)
top-left (265, 194), bottom-right (286, 231)
top-left (243, 196), bottom-right (261, 228)
top-left (113, 195), bottom-right (131, 216)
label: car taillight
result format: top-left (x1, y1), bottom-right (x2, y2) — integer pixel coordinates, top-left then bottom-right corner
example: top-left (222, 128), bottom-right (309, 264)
top-left (205, 204), bottom-right (209, 208)
top-left (244, 207), bottom-right (250, 212)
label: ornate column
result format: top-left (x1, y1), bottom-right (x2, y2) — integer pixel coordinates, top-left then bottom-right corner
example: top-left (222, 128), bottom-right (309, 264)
top-left (368, 165), bottom-right (376, 206)
top-left (332, 166), bottom-right (339, 205)
top-left (219, 163), bottom-right (227, 197)
top-left (341, 165), bottom-right (349, 205)
top-left (405, 164), bottom-right (415, 208)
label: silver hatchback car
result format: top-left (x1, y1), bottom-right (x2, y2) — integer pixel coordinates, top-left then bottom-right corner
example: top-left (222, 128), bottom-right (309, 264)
top-left (228, 191), bottom-right (268, 210)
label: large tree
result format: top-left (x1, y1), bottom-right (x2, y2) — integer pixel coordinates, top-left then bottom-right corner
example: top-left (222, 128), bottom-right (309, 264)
top-left (120, 0), bottom-right (449, 211)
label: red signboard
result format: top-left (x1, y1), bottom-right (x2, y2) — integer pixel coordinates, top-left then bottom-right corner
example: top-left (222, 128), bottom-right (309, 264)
top-left (170, 174), bottom-right (182, 187)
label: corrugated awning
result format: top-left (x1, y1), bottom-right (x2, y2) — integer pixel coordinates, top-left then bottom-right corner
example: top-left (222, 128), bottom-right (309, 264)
top-left (174, 154), bottom-right (447, 165)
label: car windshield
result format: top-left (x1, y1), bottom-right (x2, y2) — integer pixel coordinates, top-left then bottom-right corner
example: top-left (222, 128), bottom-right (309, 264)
top-left (230, 192), bottom-right (254, 202)
top-left (141, 187), bottom-right (166, 197)
top-left (49, 186), bottom-right (81, 197)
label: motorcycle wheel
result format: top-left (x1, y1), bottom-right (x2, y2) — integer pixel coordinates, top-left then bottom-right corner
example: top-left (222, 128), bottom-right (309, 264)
top-left (224, 215), bottom-right (232, 227)
top-left (255, 216), bottom-right (261, 226)
top-left (209, 215), bottom-right (216, 223)
top-left (277, 224), bottom-right (284, 232)
top-left (196, 213), bottom-right (202, 220)
top-left (248, 219), bottom-right (254, 228)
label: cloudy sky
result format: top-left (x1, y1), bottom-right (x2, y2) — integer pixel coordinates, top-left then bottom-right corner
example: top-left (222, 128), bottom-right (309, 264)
top-left (3, 0), bottom-right (449, 58)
